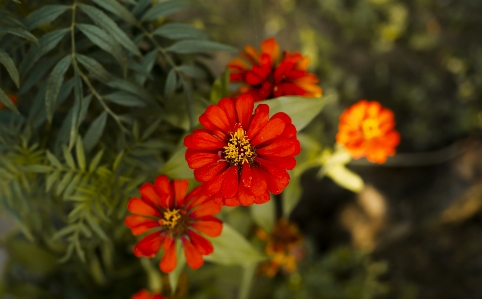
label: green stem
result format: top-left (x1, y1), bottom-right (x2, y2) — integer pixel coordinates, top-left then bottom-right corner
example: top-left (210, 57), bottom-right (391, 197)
top-left (238, 263), bottom-right (257, 299)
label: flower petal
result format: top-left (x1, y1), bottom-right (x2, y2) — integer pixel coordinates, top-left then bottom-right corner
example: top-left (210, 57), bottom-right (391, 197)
top-left (260, 37), bottom-right (280, 64)
top-left (247, 104), bottom-right (269, 138)
top-left (241, 163), bottom-right (252, 188)
top-left (154, 175), bottom-right (172, 208)
top-left (201, 105), bottom-right (231, 132)
top-left (218, 98), bottom-right (236, 128)
top-left (139, 183), bottom-right (162, 207)
top-left (190, 201), bottom-right (222, 218)
top-left (191, 215), bottom-right (223, 237)
top-left (222, 166), bottom-right (239, 199)
top-left (134, 232), bottom-right (164, 258)
top-left (191, 131), bottom-right (226, 150)
top-left (160, 240), bottom-right (177, 273)
top-left (249, 167), bottom-right (268, 196)
top-left (186, 149), bottom-right (219, 169)
top-left (255, 192), bottom-right (270, 204)
top-left (182, 238), bottom-right (204, 269)
top-left (125, 215), bottom-right (159, 236)
top-left (251, 117), bottom-right (286, 146)
top-left (237, 182), bottom-right (255, 206)
top-left (202, 167), bottom-right (230, 196)
top-left (188, 230), bottom-right (214, 255)
top-left (127, 197), bottom-right (161, 217)
top-left (172, 179), bottom-right (189, 207)
top-left (194, 161), bottom-right (229, 182)
top-left (235, 94), bottom-right (254, 130)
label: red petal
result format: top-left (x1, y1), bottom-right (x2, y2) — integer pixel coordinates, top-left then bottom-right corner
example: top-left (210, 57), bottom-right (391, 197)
top-left (237, 183), bottom-right (255, 206)
top-left (188, 230), bottom-right (214, 255)
top-left (218, 98), bottom-right (236, 128)
top-left (201, 105), bottom-right (231, 132)
top-left (194, 162), bottom-right (229, 182)
top-left (186, 149), bottom-right (219, 169)
top-left (154, 175), bottom-right (172, 208)
top-left (160, 241), bottom-right (177, 273)
top-left (172, 179), bottom-right (188, 207)
top-left (257, 138), bottom-right (299, 157)
top-left (255, 192), bottom-right (270, 204)
top-left (182, 238), bottom-right (204, 269)
top-left (247, 104), bottom-right (269, 138)
top-left (249, 167), bottom-right (268, 196)
top-left (202, 168), bottom-right (229, 196)
top-left (250, 117), bottom-right (286, 146)
top-left (125, 215), bottom-right (159, 236)
top-left (263, 155), bottom-right (297, 170)
top-left (224, 197), bottom-right (240, 206)
top-left (190, 201), bottom-right (222, 218)
top-left (139, 183), bottom-right (162, 207)
top-left (246, 71), bottom-right (265, 85)
top-left (222, 166), bottom-right (239, 199)
top-left (257, 158), bottom-right (290, 194)
top-left (241, 164), bottom-right (252, 188)
top-left (191, 216), bottom-right (223, 237)
top-left (235, 94), bottom-right (254, 130)
top-left (191, 132), bottom-right (226, 150)
top-left (134, 232), bottom-right (164, 258)
top-left (127, 197), bottom-right (161, 217)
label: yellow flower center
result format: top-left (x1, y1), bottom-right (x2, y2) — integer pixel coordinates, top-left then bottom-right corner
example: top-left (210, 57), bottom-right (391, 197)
top-left (160, 209), bottom-right (182, 229)
top-left (362, 118), bottom-right (382, 139)
top-left (223, 127), bottom-right (256, 166)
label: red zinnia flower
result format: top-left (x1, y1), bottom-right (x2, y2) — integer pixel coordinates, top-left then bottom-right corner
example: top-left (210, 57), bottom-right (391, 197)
top-left (125, 176), bottom-right (223, 272)
top-left (228, 37), bottom-right (322, 102)
top-left (131, 289), bottom-right (166, 299)
top-left (336, 100), bottom-right (400, 164)
top-left (0, 94), bottom-right (17, 110)
top-left (184, 94), bottom-right (300, 206)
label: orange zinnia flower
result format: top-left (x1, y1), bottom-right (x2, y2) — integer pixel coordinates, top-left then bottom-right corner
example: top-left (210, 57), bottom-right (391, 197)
top-left (336, 100), bottom-right (400, 164)
top-left (257, 219), bottom-right (305, 277)
top-left (132, 289), bottom-right (166, 299)
top-left (125, 175), bottom-right (223, 272)
top-left (0, 94), bottom-right (17, 110)
top-left (228, 37), bottom-right (322, 102)
top-left (184, 94), bottom-right (300, 206)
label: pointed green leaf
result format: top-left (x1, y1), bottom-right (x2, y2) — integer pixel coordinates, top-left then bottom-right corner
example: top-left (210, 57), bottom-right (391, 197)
top-left (56, 172), bottom-right (74, 196)
top-left (84, 111), bottom-right (108, 153)
top-left (85, 214), bottom-right (108, 240)
top-left (161, 147), bottom-right (193, 179)
top-left (178, 65), bottom-right (206, 79)
top-left (169, 240), bottom-right (186, 294)
top-left (135, 49), bottom-right (157, 85)
top-left (92, 0), bottom-right (137, 25)
top-left (167, 40), bottom-right (237, 54)
top-left (153, 23), bottom-right (207, 40)
top-left (141, 0), bottom-right (190, 21)
top-left (46, 171), bottom-right (61, 192)
top-left (205, 224), bottom-right (266, 266)
top-left (46, 150), bottom-right (63, 168)
top-left (0, 88), bottom-right (19, 114)
top-left (164, 68), bottom-right (177, 99)
top-left (76, 54), bottom-right (113, 82)
top-left (45, 55), bottom-right (72, 123)
top-left (63, 145), bottom-right (76, 169)
top-left (76, 136), bottom-right (86, 171)
top-left (104, 92), bottom-right (145, 107)
top-left (69, 70), bottom-right (84, 149)
top-left (24, 5), bottom-right (70, 30)
top-left (0, 27), bottom-right (37, 42)
top-left (327, 165), bottom-right (365, 193)
top-left (77, 23), bottom-right (127, 68)
top-left (281, 175), bottom-right (302, 217)
top-left (257, 95), bottom-right (329, 131)
top-left (89, 149), bottom-right (104, 171)
top-left (79, 4), bottom-right (141, 57)
top-left (0, 50), bottom-right (19, 87)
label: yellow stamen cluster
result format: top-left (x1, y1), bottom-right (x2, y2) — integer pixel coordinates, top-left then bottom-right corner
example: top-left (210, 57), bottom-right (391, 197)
top-left (223, 127), bottom-right (256, 166)
top-left (161, 209), bottom-right (181, 229)
top-left (362, 118), bottom-right (382, 139)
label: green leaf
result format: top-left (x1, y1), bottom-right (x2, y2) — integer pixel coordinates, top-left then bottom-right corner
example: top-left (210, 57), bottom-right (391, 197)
top-left (22, 165), bottom-right (53, 173)
top-left (178, 65), bottom-right (206, 79)
top-left (134, 50), bottom-right (157, 85)
top-left (89, 150), bottom-right (104, 171)
top-left (79, 4), bottom-right (141, 57)
top-left (153, 22), bottom-right (207, 40)
top-left (92, 0), bottom-right (137, 25)
top-left (169, 240), bottom-right (186, 294)
top-left (281, 175), bottom-right (302, 217)
top-left (52, 225), bottom-right (77, 241)
top-left (166, 40), bottom-right (237, 54)
top-left (0, 50), bottom-right (19, 87)
top-left (76, 136), bottom-right (86, 170)
top-left (0, 88), bottom-right (19, 114)
top-left (19, 29), bottom-right (69, 77)
top-left (77, 23), bottom-right (127, 68)
top-left (56, 172), bottom-right (74, 196)
top-left (69, 70), bottom-right (84, 150)
top-left (205, 223), bottom-right (266, 266)
top-left (45, 55), bottom-right (72, 123)
top-left (164, 68), bottom-right (177, 99)
top-left (20, 55), bottom-right (59, 94)
top-left (0, 27), bottom-right (37, 42)
top-left (210, 69), bottom-right (230, 103)
top-left (63, 145), bottom-right (76, 169)
top-left (160, 147), bottom-right (193, 179)
top-left (46, 150), bottom-right (63, 168)
top-left (326, 165), bottom-right (365, 193)
top-left (250, 197), bottom-right (275, 233)
top-left (24, 5), bottom-right (70, 30)
top-left (46, 171), bottom-right (61, 192)
top-left (84, 111), bottom-right (108, 153)
top-left (258, 95), bottom-right (330, 131)
top-left (104, 92), bottom-right (145, 107)
top-left (132, 0), bottom-right (151, 16)
top-left (141, 0), bottom-right (190, 21)
top-left (85, 214), bottom-right (108, 240)
top-left (76, 54), bottom-right (113, 82)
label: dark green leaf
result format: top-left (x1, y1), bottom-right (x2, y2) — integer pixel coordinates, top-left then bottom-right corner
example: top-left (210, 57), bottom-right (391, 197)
top-left (0, 27), bottom-right (37, 42)
top-left (77, 24), bottom-right (127, 69)
top-left (45, 55), bottom-right (72, 123)
top-left (89, 149), bottom-right (104, 171)
top-left (76, 54), bottom-right (112, 82)
top-left (128, 60), bottom-right (153, 80)
top-left (178, 65), bottom-right (206, 79)
top-left (79, 4), bottom-right (141, 57)
top-left (85, 214), bottom-right (108, 240)
top-left (106, 77), bottom-right (158, 106)
top-left (164, 68), bottom-right (177, 98)
top-left (24, 5), bottom-right (70, 30)
top-left (132, 0), bottom-right (150, 16)
top-left (141, 0), bottom-right (190, 21)
top-left (84, 111), bottom-right (107, 153)
top-left (153, 22), bottom-right (207, 40)
top-left (92, 0), bottom-right (137, 25)
top-left (75, 136), bottom-right (86, 170)
top-left (135, 50), bottom-right (157, 85)
top-left (166, 40), bottom-right (237, 54)
top-left (19, 29), bottom-right (69, 77)
top-left (0, 50), bottom-right (19, 87)
top-left (104, 91), bottom-right (145, 107)
top-left (69, 70), bottom-right (84, 149)
top-left (46, 150), bottom-right (63, 168)
top-left (20, 56), bottom-right (59, 94)
top-left (0, 88), bottom-right (19, 114)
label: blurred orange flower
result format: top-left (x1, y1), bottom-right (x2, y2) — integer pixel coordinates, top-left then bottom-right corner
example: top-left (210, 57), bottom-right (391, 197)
top-left (336, 100), bottom-right (400, 164)
top-left (131, 289), bottom-right (166, 299)
top-left (228, 38), bottom-right (322, 102)
top-left (125, 176), bottom-right (223, 273)
top-left (0, 94), bottom-right (17, 110)
top-left (257, 219), bottom-right (305, 277)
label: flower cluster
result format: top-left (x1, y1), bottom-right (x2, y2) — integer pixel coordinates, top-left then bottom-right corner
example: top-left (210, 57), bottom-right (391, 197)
top-left (125, 176), bottom-right (222, 272)
top-left (131, 290), bottom-right (166, 299)
top-left (336, 100), bottom-right (400, 163)
top-left (184, 94), bottom-right (300, 206)
top-left (228, 38), bottom-right (322, 101)
top-left (257, 219), bottom-right (305, 277)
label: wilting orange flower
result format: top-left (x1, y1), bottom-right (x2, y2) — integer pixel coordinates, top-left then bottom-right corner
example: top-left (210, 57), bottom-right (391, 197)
top-left (336, 100), bottom-right (400, 164)
top-left (257, 219), bottom-right (305, 277)
top-left (131, 289), bottom-right (166, 299)
top-left (125, 175), bottom-right (223, 272)
top-left (0, 94), bottom-right (17, 110)
top-left (184, 94), bottom-right (300, 206)
top-left (228, 38), bottom-right (322, 102)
